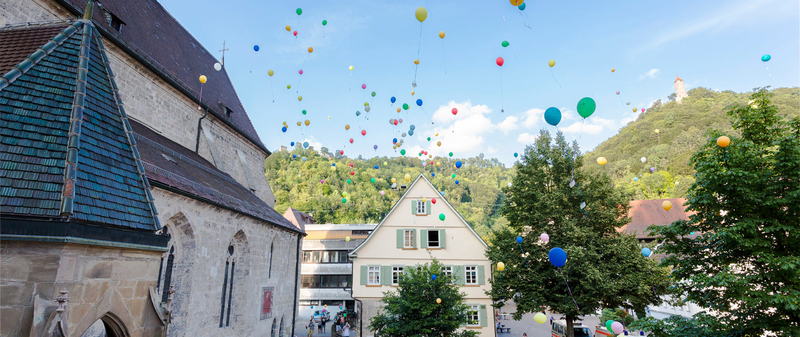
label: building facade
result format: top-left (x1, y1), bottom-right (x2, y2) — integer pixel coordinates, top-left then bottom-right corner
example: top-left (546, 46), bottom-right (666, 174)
top-left (350, 174), bottom-right (494, 337)
top-left (1, 1), bottom-right (303, 336)
top-left (297, 222), bottom-right (376, 320)
top-left (674, 76), bottom-right (688, 104)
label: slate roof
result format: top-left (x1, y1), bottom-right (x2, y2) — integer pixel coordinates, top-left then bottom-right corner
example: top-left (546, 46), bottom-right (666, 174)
top-left (282, 207), bottom-right (316, 231)
top-left (0, 21), bottom-right (160, 230)
top-left (52, 0), bottom-right (267, 153)
top-left (129, 119), bottom-right (302, 234)
top-left (618, 198), bottom-right (694, 239)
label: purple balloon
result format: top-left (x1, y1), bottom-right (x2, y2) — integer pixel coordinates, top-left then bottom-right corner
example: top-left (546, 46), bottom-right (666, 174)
top-left (540, 233), bottom-right (549, 243)
top-left (611, 322), bottom-right (623, 334)
top-left (373, 145), bottom-right (378, 150)
top-left (380, 190), bottom-right (385, 196)
top-left (650, 167), bottom-right (655, 172)
top-left (320, 179), bottom-right (325, 184)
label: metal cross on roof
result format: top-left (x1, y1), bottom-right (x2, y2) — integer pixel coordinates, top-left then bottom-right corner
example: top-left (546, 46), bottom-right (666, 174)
top-left (219, 40), bottom-right (229, 65)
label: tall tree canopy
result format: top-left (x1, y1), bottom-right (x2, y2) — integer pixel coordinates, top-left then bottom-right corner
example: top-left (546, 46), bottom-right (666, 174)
top-left (646, 88), bottom-right (800, 336)
top-left (487, 130), bottom-right (669, 337)
top-left (368, 258), bottom-right (478, 337)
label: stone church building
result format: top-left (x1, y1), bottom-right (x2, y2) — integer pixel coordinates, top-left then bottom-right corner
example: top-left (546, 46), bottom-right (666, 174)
top-left (0, 0), bottom-right (304, 336)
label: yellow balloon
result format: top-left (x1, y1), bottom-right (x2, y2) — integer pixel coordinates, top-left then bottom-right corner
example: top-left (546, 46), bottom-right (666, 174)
top-left (510, 0), bottom-right (525, 6)
top-left (349, 66), bottom-right (354, 71)
top-left (331, 166), bottom-right (336, 171)
top-left (304, 119), bottom-right (310, 126)
top-left (393, 145), bottom-right (397, 149)
top-left (548, 60), bottom-right (555, 67)
top-left (597, 157), bottom-right (607, 165)
top-left (662, 200), bottom-right (673, 212)
top-left (414, 59), bottom-right (420, 65)
top-left (415, 7), bottom-right (428, 22)
top-left (404, 173), bottom-right (411, 182)
top-left (286, 25), bottom-right (291, 31)
top-left (437, 141), bottom-right (442, 147)
top-left (383, 162), bottom-right (388, 166)
top-left (364, 102), bottom-right (369, 106)
top-left (436, 298), bottom-right (442, 304)
top-left (298, 96), bottom-right (303, 101)
top-left (533, 312), bottom-right (546, 324)
top-left (411, 91), bottom-right (415, 96)
top-left (287, 84), bottom-right (292, 89)
top-left (296, 121), bottom-right (301, 126)
top-left (436, 162), bottom-right (440, 166)
top-left (717, 136), bottom-right (730, 148)
top-left (345, 124), bottom-right (351, 130)
top-left (308, 46), bottom-right (314, 53)
top-left (435, 133), bottom-right (439, 136)
top-left (633, 107), bottom-right (638, 112)
top-left (391, 178), bottom-right (396, 184)
top-left (655, 129), bottom-right (660, 134)
top-left (428, 155), bottom-right (432, 158)
top-left (397, 108), bottom-right (401, 113)
top-left (497, 262), bottom-right (505, 271)
top-left (422, 198), bottom-right (427, 202)
top-left (328, 116), bottom-right (331, 119)
top-left (345, 236), bottom-right (351, 242)
top-left (199, 75), bottom-right (207, 84)
top-left (439, 31), bottom-right (445, 39)
top-left (268, 69), bottom-right (274, 77)
top-left (611, 68), bottom-right (615, 72)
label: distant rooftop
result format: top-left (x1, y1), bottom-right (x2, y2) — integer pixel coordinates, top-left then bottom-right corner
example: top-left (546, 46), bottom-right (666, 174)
top-left (618, 198), bottom-right (694, 240)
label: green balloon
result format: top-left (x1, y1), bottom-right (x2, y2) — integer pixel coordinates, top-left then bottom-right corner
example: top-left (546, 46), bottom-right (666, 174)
top-left (418, 153), bottom-right (423, 156)
top-left (342, 198), bottom-right (347, 203)
top-left (577, 97), bottom-right (596, 118)
top-left (296, 8), bottom-right (302, 15)
top-left (371, 91), bottom-right (376, 97)
top-left (605, 320), bottom-right (613, 332)
top-left (427, 137), bottom-right (431, 141)
top-left (371, 178), bottom-right (376, 184)
top-left (448, 152), bottom-right (453, 157)
top-left (322, 19), bottom-right (327, 26)
top-left (501, 40), bottom-right (509, 47)
top-left (346, 179), bottom-right (351, 184)
top-left (302, 110), bottom-right (307, 115)
top-left (452, 174), bottom-right (456, 178)
top-left (439, 214), bottom-right (445, 221)
top-left (403, 103), bottom-right (409, 110)
top-left (400, 149), bottom-right (406, 155)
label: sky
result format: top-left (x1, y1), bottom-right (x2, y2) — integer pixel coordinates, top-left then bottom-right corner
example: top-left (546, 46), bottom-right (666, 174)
top-left (160, 0), bottom-right (799, 166)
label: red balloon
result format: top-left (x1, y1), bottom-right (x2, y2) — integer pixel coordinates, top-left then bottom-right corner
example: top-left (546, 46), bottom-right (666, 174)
top-left (361, 130), bottom-right (366, 136)
top-left (393, 119), bottom-right (398, 125)
top-left (452, 108), bottom-right (458, 115)
top-left (350, 171), bottom-right (355, 176)
top-left (349, 163), bottom-right (354, 168)
top-left (339, 150), bottom-right (344, 155)
top-left (496, 57), bottom-right (504, 66)
top-left (293, 31), bottom-right (298, 36)
top-left (349, 138), bottom-right (354, 144)
top-left (432, 198), bottom-right (437, 204)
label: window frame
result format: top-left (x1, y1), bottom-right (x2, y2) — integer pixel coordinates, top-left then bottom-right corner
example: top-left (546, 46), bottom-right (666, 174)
top-left (427, 230), bottom-right (440, 248)
top-left (368, 266), bottom-right (381, 285)
top-left (416, 200), bottom-right (426, 214)
top-left (466, 304), bottom-right (480, 326)
top-left (465, 266), bottom-right (478, 285)
top-left (443, 266), bottom-right (453, 279)
top-left (391, 266), bottom-right (404, 285)
top-left (403, 230), bottom-right (414, 248)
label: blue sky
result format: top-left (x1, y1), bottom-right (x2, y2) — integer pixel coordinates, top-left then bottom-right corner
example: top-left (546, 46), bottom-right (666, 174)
top-left (161, 0), bottom-right (798, 165)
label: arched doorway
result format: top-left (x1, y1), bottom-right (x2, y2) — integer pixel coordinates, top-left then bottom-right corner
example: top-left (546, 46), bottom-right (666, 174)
top-left (79, 314), bottom-right (129, 337)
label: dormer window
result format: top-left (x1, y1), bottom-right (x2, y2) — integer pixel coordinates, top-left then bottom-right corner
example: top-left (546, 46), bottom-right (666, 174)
top-left (99, 5), bottom-right (125, 32)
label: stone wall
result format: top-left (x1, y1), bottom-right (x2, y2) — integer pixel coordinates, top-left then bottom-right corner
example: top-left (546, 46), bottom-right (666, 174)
top-left (0, 0), bottom-right (277, 207)
top-left (153, 188), bottom-right (302, 337)
top-left (0, 241), bottom-right (164, 337)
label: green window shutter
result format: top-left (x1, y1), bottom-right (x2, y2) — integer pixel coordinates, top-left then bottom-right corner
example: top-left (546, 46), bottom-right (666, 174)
top-left (439, 229), bottom-right (446, 248)
top-left (426, 200), bottom-right (432, 214)
top-left (397, 229), bottom-right (404, 248)
top-left (381, 266), bottom-right (392, 285)
top-left (421, 229), bottom-right (428, 248)
top-left (412, 229), bottom-right (417, 248)
top-left (454, 265), bottom-right (465, 285)
top-left (479, 304), bottom-right (488, 327)
top-left (412, 200), bottom-right (418, 215)
top-left (478, 265), bottom-right (485, 285)
top-left (360, 266), bottom-right (368, 285)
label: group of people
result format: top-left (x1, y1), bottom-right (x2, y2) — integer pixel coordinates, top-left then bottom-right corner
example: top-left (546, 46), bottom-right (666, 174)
top-left (307, 313), bottom-right (350, 337)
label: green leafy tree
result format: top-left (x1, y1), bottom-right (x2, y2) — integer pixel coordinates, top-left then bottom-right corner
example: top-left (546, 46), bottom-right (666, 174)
top-left (368, 258), bottom-right (479, 337)
top-left (487, 130), bottom-right (669, 337)
top-left (648, 88), bottom-right (800, 336)
top-left (631, 312), bottom-right (731, 337)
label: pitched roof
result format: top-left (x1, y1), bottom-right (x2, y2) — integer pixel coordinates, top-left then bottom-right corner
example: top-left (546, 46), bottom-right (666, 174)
top-left (674, 76), bottom-right (683, 83)
top-left (51, 0), bottom-right (267, 154)
top-left (129, 119), bottom-right (302, 234)
top-left (618, 198), bottom-right (693, 239)
top-left (282, 207), bottom-right (316, 231)
top-left (0, 21), bottom-right (159, 230)
top-left (350, 173), bottom-right (487, 257)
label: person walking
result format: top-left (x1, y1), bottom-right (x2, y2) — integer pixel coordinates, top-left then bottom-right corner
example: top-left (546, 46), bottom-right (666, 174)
top-left (343, 322), bottom-right (351, 337)
top-left (321, 316), bottom-right (327, 334)
top-left (307, 320), bottom-right (314, 337)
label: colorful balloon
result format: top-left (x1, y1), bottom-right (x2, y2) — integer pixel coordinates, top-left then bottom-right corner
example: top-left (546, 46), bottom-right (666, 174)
top-left (496, 57), bottom-right (504, 66)
top-left (308, 47), bottom-right (313, 53)
top-left (431, 198), bottom-right (436, 204)
top-left (322, 20), bottom-right (327, 26)
top-left (597, 157), bottom-right (607, 165)
top-left (287, 84), bottom-right (292, 89)
top-left (518, 2), bottom-right (526, 10)
top-left (452, 108), bottom-right (458, 115)
top-left (516, 236), bottom-right (523, 243)
top-left (199, 75), bottom-right (207, 84)
top-left (349, 138), bottom-right (354, 144)
top-left (642, 247), bottom-right (652, 257)
top-left (616, 91), bottom-right (620, 95)
top-left (380, 190), bottom-right (385, 196)
top-left (361, 130), bottom-right (367, 136)
top-left (534, 313), bottom-right (546, 324)
top-left (439, 214), bottom-right (445, 221)
top-left (577, 97), bottom-right (596, 118)
top-left (611, 322), bottom-right (623, 334)
top-left (455, 161), bottom-right (462, 168)
top-left (416, 99), bottom-right (423, 106)
top-left (214, 63), bottom-right (222, 71)
top-left (761, 54), bottom-right (771, 62)
top-left (415, 7), bottom-right (428, 22)
top-left (349, 66), bottom-right (354, 71)
top-left (296, 8), bottom-right (302, 15)
top-left (540, 233), bottom-right (549, 243)
top-left (391, 96), bottom-right (397, 103)
top-left (281, 126), bottom-right (287, 132)
top-left (298, 69), bottom-right (303, 75)
top-left (514, 152), bottom-right (518, 157)
top-left (400, 149), bottom-right (406, 155)
top-left (509, 0), bottom-right (524, 5)
top-left (304, 119), bottom-right (310, 126)
top-left (253, 45), bottom-right (259, 52)
top-left (448, 152), bottom-right (453, 157)
top-left (361, 84), bottom-right (366, 90)
top-left (501, 40), bottom-right (509, 47)
top-left (293, 31), bottom-right (298, 37)
top-left (414, 59), bottom-right (420, 65)
top-left (662, 200), bottom-right (673, 211)
top-left (286, 25), bottom-right (291, 31)
top-left (268, 69), bottom-right (274, 76)
top-left (606, 321), bottom-right (614, 333)
top-left (548, 60), bottom-right (556, 67)
top-left (611, 68), bottom-right (615, 72)
top-left (403, 103), bottom-right (409, 110)
top-left (404, 173), bottom-right (411, 182)
top-left (303, 141), bottom-right (309, 148)
top-left (544, 107), bottom-right (561, 126)
top-left (717, 136), bottom-right (730, 147)
top-left (345, 124), bottom-right (350, 130)
top-left (437, 141), bottom-right (442, 147)
top-left (439, 31), bottom-right (445, 38)
top-left (548, 247), bottom-right (567, 267)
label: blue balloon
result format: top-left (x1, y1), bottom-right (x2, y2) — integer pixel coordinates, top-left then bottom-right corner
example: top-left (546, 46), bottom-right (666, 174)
top-left (391, 96), bottom-right (397, 103)
top-left (544, 107), bottom-right (562, 126)
top-left (432, 274), bottom-right (437, 280)
top-left (548, 247), bottom-right (567, 267)
top-left (303, 141), bottom-right (309, 148)
top-left (374, 165), bottom-right (379, 169)
top-left (254, 45), bottom-right (260, 51)
top-left (431, 172), bottom-right (436, 177)
top-left (302, 157), bottom-right (306, 162)
top-left (291, 141), bottom-right (295, 146)
top-left (393, 138), bottom-right (398, 144)
top-left (416, 99), bottom-right (423, 106)
top-left (761, 54), bottom-right (771, 62)
top-left (514, 152), bottom-right (518, 157)
top-left (332, 163), bottom-right (336, 166)
top-left (281, 126), bottom-right (287, 132)
top-left (518, 2), bottom-right (526, 10)
top-left (408, 130), bottom-right (415, 136)
top-left (634, 177), bottom-right (639, 181)
top-left (455, 179), bottom-right (459, 184)
top-left (455, 161), bottom-right (462, 168)
top-left (516, 236), bottom-right (523, 244)
top-left (690, 231), bottom-right (695, 235)
top-left (441, 191), bottom-right (445, 196)
top-left (642, 247), bottom-right (652, 257)
top-left (292, 154), bottom-right (297, 158)
top-left (410, 125), bottom-right (416, 130)
top-left (356, 111), bottom-right (361, 116)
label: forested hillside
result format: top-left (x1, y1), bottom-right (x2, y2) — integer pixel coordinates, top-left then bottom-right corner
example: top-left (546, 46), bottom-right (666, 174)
top-left (583, 87), bottom-right (799, 200)
top-left (265, 151), bottom-right (513, 239)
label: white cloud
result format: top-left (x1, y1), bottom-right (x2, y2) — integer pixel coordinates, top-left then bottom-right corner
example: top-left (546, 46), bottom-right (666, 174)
top-left (424, 101), bottom-right (495, 157)
top-left (496, 116), bottom-right (519, 134)
top-left (522, 108), bottom-right (545, 128)
top-left (517, 132), bottom-right (539, 144)
top-left (302, 136), bottom-right (323, 150)
top-left (560, 118), bottom-right (617, 135)
top-left (487, 146), bottom-right (498, 154)
top-left (639, 69), bottom-right (660, 80)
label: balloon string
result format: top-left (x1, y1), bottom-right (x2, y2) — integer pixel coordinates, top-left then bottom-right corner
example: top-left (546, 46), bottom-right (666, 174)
top-left (415, 23), bottom-right (424, 82)
top-left (517, 242), bottom-right (529, 267)
top-left (558, 268), bottom-right (580, 312)
top-left (270, 78), bottom-right (275, 103)
top-left (550, 68), bottom-right (561, 88)
top-left (558, 132), bottom-right (588, 219)
top-left (765, 67), bottom-right (773, 87)
top-left (495, 0), bottom-right (509, 32)
top-left (517, 9), bottom-right (532, 29)
top-left (197, 83), bottom-right (204, 110)
top-left (441, 40), bottom-right (447, 74)
top-left (500, 68), bottom-right (505, 112)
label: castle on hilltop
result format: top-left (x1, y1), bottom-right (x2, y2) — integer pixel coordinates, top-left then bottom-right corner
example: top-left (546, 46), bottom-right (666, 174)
top-left (674, 76), bottom-right (689, 103)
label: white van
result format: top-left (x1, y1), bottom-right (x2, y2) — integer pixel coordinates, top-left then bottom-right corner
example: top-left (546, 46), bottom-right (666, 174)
top-left (593, 325), bottom-right (614, 337)
top-left (551, 320), bottom-right (592, 337)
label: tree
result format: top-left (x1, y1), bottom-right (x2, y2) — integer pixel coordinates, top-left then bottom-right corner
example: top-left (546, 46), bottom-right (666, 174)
top-left (487, 130), bottom-right (669, 337)
top-left (368, 258), bottom-right (478, 337)
top-left (648, 88), bottom-right (800, 336)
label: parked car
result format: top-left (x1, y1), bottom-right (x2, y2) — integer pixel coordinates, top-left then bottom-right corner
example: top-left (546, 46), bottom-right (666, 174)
top-left (314, 310), bottom-right (330, 322)
top-left (551, 320), bottom-right (592, 337)
top-left (336, 309), bottom-right (356, 318)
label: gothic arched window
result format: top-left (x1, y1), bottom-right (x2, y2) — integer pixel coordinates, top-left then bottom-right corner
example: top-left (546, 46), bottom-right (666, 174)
top-left (160, 246), bottom-right (176, 303)
top-left (268, 241), bottom-right (274, 279)
top-left (271, 318), bottom-right (277, 337)
top-left (279, 317), bottom-right (285, 337)
top-left (219, 244), bottom-right (235, 327)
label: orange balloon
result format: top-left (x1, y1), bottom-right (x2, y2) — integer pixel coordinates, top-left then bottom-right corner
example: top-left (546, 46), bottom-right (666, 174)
top-left (414, 59), bottom-right (420, 65)
top-left (439, 31), bottom-right (445, 38)
top-left (345, 124), bottom-right (351, 131)
top-left (308, 46), bottom-right (314, 53)
top-left (611, 68), bottom-right (616, 72)
top-left (717, 136), bottom-right (731, 148)
top-left (397, 108), bottom-right (401, 113)
top-left (510, 0), bottom-right (524, 5)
